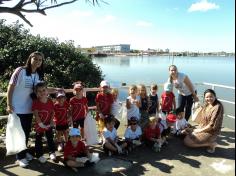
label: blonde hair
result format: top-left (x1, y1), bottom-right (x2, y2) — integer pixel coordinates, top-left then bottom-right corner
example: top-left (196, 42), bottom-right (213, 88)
top-left (169, 65), bottom-right (178, 83)
top-left (138, 84), bottom-right (147, 97)
top-left (111, 88), bottom-right (119, 95)
top-left (128, 85), bottom-right (137, 95)
top-left (149, 116), bottom-right (157, 123)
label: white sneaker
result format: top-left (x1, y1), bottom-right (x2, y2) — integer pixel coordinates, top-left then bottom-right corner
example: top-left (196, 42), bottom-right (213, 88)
top-left (57, 144), bottom-right (63, 152)
top-left (50, 153), bottom-right (56, 161)
top-left (38, 156), bottom-right (47, 163)
top-left (18, 158), bottom-right (29, 167)
top-left (26, 153), bottom-right (33, 161)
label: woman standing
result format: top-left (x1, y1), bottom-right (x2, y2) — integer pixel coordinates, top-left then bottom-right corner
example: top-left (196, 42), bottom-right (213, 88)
top-left (6, 51), bottom-right (44, 167)
top-left (168, 65), bottom-right (199, 121)
top-left (184, 89), bottom-right (224, 153)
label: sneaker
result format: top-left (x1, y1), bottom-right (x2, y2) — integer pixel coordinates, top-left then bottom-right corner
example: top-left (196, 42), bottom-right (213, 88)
top-left (50, 153), bottom-right (57, 161)
top-left (38, 156), bottom-right (47, 163)
top-left (57, 144), bottom-right (63, 152)
top-left (26, 152), bottom-right (33, 161)
top-left (18, 158), bottom-right (29, 167)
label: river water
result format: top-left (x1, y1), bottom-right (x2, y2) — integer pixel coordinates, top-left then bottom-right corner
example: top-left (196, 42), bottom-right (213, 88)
top-left (92, 56), bottom-right (235, 129)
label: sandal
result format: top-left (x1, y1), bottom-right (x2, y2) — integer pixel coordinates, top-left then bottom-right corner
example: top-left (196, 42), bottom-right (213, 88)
top-left (207, 142), bottom-right (217, 153)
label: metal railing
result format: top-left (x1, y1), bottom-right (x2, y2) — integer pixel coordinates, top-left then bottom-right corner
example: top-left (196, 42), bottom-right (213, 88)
top-left (0, 82), bottom-right (235, 120)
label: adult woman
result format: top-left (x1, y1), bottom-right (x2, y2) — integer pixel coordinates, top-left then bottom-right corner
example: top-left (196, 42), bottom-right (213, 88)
top-left (184, 89), bottom-right (224, 153)
top-left (6, 51), bottom-right (44, 167)
top-left (168, 65), bottom-right (199, 121)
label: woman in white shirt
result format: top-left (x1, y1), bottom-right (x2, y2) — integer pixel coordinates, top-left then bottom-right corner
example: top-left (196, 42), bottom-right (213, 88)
top-left (6, 51), bottom-right (44, 167)
top-left (168, 65), bottom-right (199, 121)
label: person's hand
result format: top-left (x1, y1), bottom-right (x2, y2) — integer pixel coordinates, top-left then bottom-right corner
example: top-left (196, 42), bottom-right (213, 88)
top-left (6, 105), bottom-right (13, 114)
top-left (193, 94), bottom-right (199, 102)
top-left (193, 128), bottom-right (201, 134)
top-left (38, 122), bottom-right (47, 129)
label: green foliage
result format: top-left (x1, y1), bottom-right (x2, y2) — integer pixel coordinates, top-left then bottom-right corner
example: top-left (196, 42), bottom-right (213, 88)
top-left (0, 20), bottom-right (104, 132)
top-left (0, 19), bottom-right (103, 89)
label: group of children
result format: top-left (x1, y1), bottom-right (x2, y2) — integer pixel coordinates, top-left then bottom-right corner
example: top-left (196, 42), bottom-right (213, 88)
top-left (23, 80), bottom-right (193, 171)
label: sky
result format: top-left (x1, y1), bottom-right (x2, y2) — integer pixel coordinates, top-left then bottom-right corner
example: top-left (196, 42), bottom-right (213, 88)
top-left (0, 0), bottom-right (235, 52)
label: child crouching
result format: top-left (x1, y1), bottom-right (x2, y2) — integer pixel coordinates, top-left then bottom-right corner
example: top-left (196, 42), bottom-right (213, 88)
top-left (102, 117), bottom-right (128, 156)
top-left (64, 128), bottom-right (93, 172)
top-left (144, 116), bottom-right (162, 152)
top-left (124, 117), bottom-right (142, 152)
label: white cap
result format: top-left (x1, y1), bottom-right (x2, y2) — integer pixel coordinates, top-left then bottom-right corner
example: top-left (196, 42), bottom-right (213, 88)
top-left (100, 80), bottom-right (110, 87)
top-left (69, 128), bottom-right (81, 136)
top-left (164, 82), bottom-right (173, 92)
top-left (56, 91), bottom-right (66, 98)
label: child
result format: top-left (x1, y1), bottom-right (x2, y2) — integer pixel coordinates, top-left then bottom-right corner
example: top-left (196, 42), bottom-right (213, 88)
top-left (110, 88), bottom-right (121, 129)
top-left (95, 80), bottom-right (114, 140)
top-left (175, 108), bottom-right (193, 137)
top-left (54, 90), bottom-right (70, 152)
top-left (124, 117), bottom-right (142, 151)
top-left (160, 82), bottom-right (176, 114)
top-left (102, 117), bottom-right (128, 156)
top-left (144, 116), bottom-right (162, 152)
top-left (69, 82), bottom-right (88, 138)
top-left (64, 128), bottom-right (93, 172)
top-left (148, 84), bottom-right (159, 116)
top-left (32, 82), bottom-right (56, 163)
top-left (126, 85), bottom-right (141, 125)
top-left (138, 84), bottom-right (150, 130)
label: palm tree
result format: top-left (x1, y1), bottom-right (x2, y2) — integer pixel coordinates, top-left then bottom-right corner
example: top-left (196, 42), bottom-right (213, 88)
top-left (0, 0), bottom-right (106, 27)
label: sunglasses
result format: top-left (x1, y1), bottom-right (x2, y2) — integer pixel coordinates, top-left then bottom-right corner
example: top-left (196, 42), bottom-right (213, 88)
top-left (71, 135), bottom-right (80, 137)
top-left (130, 123), bottom-right (137, 125)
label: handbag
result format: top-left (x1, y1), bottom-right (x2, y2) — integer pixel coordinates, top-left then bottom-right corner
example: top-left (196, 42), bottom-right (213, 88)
top-left (192, 104), bottom-right (203, 123)
top-left (6, 113), bottom-right (27, 155)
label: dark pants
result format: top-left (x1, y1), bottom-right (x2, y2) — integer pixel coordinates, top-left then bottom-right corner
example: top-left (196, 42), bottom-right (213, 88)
top-left (35, 128), bottom-right (55, 158)
top-left (16, 114), bottom-right (33, 160)
top-left (177, 94), bottom-right (194, 121)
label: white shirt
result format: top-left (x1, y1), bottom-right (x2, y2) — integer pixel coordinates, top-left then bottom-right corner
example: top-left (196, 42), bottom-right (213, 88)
top-left (176, 118), bottom-right (188, 131)
top-left (169, 72), bottom-right (194, 96)
top-left (126, 95), bottom-right (141, 120)
top-left (102, 127), bottom-right (117, 143)
top-left (9, 67), bottom-right (40, 114)
top-left (124, 125), bottom-right (142, 140)
top-left (111, 99), bottom-right (122, 118)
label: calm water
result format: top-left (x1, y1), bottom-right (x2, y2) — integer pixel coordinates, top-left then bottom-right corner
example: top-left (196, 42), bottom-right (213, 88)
top-left (93, 56), bottom-right (235, 129)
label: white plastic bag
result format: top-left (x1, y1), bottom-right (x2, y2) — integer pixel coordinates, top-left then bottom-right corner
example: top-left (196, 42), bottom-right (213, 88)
top-left (89, 152), bottom-right (100, 163)
top-left (84, 112), bottom-right (99, 145)
top-left (6, 113), bottom-right (27, 155)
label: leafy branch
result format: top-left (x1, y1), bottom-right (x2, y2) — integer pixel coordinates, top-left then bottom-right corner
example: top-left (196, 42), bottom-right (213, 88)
top-left (0, 0), bottom-right (105, 27)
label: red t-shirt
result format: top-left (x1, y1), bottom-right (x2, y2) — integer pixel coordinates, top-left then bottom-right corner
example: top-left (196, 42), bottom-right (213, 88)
top-left (144, 125), bottom-right (161, 141)
top-left (69, 96), bottom-right (88, 121)
top-left (161, 92), bottom-right (175, 112)
top-left (95, 92), bottom-right (113, 116)
top-left (64, 140), bottom-right (87, 160)
top-left (32, 99), bottom-right (54, 133)
top-left (54, 101), bottom-right (69, 126)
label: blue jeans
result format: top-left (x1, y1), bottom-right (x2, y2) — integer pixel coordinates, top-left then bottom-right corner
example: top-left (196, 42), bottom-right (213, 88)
top-left (177, 94), bottom-right (194, 121)
top-left (35, 128), bottom-right (55, 158)
top-left (16, 114), bottom-right (33, 160)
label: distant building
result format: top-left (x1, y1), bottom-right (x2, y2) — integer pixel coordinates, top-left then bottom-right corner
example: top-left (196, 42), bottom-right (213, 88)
top-left (95, 44), bottom-right (130, 53)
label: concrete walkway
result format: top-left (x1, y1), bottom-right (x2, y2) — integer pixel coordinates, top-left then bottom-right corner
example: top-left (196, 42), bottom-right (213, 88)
top-left (0, 127), bottom-right (235, 176)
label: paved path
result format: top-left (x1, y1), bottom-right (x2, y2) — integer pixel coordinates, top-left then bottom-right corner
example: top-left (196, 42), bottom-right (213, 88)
top-left (0, 127), bottom-right (235, 176)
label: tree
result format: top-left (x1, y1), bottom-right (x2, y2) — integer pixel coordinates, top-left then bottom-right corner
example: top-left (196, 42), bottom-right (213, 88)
top-left (0, 0), bottom-right (105, 27)
top-left (0, 19), bottom-right (103, 90)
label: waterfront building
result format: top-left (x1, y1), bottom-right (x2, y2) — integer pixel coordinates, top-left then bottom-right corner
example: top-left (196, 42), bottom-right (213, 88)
top-left (95, 44), bottom-right (130, 53)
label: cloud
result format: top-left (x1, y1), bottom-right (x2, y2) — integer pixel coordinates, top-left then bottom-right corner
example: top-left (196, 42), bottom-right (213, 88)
top-left (136, 20), bottom-right (153, 27)
top-left (188, 0), bottom-right (220, 12)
